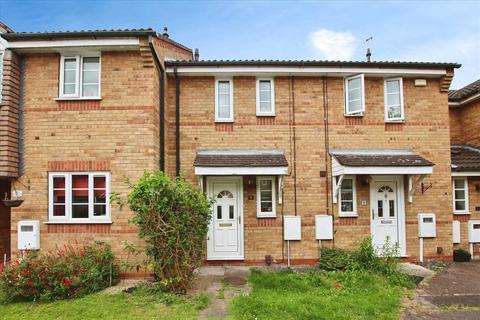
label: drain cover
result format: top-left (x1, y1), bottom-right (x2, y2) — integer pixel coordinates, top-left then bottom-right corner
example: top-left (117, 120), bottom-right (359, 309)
top-left (224, 276), bottom-right (247, 286)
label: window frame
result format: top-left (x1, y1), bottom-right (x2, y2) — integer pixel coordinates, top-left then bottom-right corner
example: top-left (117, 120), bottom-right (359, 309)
top-left (48, 172), bottom-right (111, 223)
top-left (214, 78), bottom-right (234, 122)
top-left (256, 78), bottom-right (275, 116)
top-left (59, 54), bottom-right (101, 99)
top-left (453, 177), bottom-right (469, 214)
top-left (344, 74), bottom-right (365, 116)
top-left (384, 77), bottom-right (404, 122)
top-left (338, 176), bottom-right (357, 217)
top-left (256, 176), bottom-right (276, 218)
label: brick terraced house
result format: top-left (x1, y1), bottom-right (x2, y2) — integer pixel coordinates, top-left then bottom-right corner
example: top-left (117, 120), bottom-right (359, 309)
top-left (0, 22), bottom-right (473, 269)
top-left (449, 79), bottom-right (480, 257)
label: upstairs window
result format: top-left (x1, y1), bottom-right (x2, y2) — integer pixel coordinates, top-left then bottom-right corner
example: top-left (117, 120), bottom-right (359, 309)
top-left (49, 172), bottom-right (110, 222)
top-left (59, 55), bottom-right (101, 99)
top-left (215, 79), bottom-right (233, 122)
top-left (257, 177), bottom-right (276, 218)
top-left (453, 178), bottom-right (469, 214)
top-left (339, 177), bottom-right (357, 217)
top-left (256, 78), bottom-right (275, 116)
top-left (384, 78), bottom-right (404, 122)
top-left (345, 74), bottom-right (365, 116)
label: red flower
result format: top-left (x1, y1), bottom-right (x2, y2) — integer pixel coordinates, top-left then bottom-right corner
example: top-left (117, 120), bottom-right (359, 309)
top-left (61, 277), bottom-right (72, 287)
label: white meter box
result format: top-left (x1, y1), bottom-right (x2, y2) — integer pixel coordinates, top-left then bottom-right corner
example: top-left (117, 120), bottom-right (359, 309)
top-left (284, 216), bottom-right (301, 240)
top-left (18, 220), bottom-right (40, 250)
top-left (418, 213), bottom-right (436, 238)
top-left (315, 215), bottom-right (333, 240)
top-left (452, 220), bottom-right (461, 244)
top-left (468, 220), bottom-right (480, 243)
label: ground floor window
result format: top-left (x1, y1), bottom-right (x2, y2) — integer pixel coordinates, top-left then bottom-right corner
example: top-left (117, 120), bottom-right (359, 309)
top-left (257, 176), bottom-right (276, 218)
top-left (339, 176), bottom-right (357, 217)
top-left (453, 177), bottom-right (469, 214)
top-left (48, 172), bottom-right (111, 222)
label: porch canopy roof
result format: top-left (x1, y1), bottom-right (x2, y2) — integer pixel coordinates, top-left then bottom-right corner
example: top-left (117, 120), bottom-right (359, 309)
top-left (194, 149), bottom-right (289, 176)
top-left (451, 145), bottom-right (480, 176)
top-left (330, 149), bottom-right (434, 176)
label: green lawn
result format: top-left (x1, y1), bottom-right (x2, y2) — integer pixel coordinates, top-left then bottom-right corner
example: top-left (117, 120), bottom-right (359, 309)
top-left (0, 288), bottom-right (208, 320)
top-left (229, 269), bottom-right (412, 320)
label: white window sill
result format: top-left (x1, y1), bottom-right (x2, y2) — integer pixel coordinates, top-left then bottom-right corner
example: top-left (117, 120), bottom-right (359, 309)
top-left (55, 97), bottom-right (102, 101)
top-left (257, 214), bottom-right (276, 219)
top-left (385, 119), bottom-right (405, 123)
top-left (344, 113), bottom-right (364, 118)
top-left (339, 213), bottom-right (358, 218)
top-left (215, 119), bottom-right (234, 123)
top-left (44, 220), bottom-right (112, 224)
top-left (453, 212), bottom-right (471, 215)
top-left (256, 114), bottom-right (276, 117)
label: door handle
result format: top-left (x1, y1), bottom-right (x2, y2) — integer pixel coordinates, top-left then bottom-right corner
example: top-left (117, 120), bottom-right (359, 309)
top-left (238, 215), bottom-right (241, 224)
top-left (372, 209), bottom-right (374, 220)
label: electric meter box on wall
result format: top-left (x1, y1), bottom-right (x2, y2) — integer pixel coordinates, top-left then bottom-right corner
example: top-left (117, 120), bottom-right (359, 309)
top-left (18, 220), bottom-right (40, 250)
top-left (283, 216), bottom-right (301, 240)
top-left (315, 215), bottom-right (333, 240)
top-left (418, 213), bottom-right (436, 238)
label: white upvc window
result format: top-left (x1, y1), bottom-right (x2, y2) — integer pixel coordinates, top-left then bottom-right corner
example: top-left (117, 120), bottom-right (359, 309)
top-left (453, 178), bottom-right (469, 214)
top-left (384, 77), bottom-right (404, 122)
top-left (48, 172), bottom-right (111, 223)
top-left (338, 176), bottom-right (357, 217)
top-left (59, 54), bottom-right (101, 99)
top-left (344, 74), bottom-right (365, 116)
top-left (215, 79), bottom-right (233, 122)
top-left (256, 78), bottom-right (275, 116)
top-left (257, 176), bottom-right (276, 218)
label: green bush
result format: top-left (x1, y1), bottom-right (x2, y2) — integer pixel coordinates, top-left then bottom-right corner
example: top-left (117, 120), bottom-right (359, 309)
top-left (126, 171), bottom-right (213, 293)
top-left (0, 242), bottom-right (118, 301)
top-left (319, 237), bottom-right (414, 288)
top-left (453, 248), bottom-right (471, 262)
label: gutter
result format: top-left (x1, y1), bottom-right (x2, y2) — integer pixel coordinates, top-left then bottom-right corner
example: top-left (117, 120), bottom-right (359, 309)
top-left (148, 36), bottom-right (166, 171)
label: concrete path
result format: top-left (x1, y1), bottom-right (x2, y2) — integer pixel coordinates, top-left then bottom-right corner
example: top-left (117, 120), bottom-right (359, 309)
top-left (403, 261), bottom-right (480, 320)
top-left (189, 266), bottom-right (251, 319)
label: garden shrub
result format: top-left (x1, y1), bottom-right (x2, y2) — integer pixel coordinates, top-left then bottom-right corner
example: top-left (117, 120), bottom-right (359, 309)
top-left (319, 237), bottom-right (414, 288)
top-left (0, 241), bottom-right (118, 301)
top-left (453, 248), bottom-right (471, 262)
top-left (126, 171), bottom-right (213, 293)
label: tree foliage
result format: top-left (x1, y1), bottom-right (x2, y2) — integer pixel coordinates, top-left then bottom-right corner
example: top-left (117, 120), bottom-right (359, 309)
top-left (127, 171), bottom-right (213, 293)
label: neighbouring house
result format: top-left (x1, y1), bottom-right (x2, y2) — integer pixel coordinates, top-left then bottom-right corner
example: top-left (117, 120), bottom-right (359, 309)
top-left (0, 24), bottom-right (192, 268)
top-left (449, 79), bottom-right (480, 257)
top-left (0, 21), bottom-right (469, 270)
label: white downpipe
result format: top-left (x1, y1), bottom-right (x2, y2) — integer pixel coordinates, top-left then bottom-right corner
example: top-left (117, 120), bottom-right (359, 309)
top-left (419, 238), bottom-right (424, 263)
top-left (470, 243), bottom-right (474, 257)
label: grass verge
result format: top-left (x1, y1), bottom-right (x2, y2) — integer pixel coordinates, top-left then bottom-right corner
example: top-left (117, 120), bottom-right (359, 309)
top-left (0, 287), bottom-right (208, 320)
top-left (229, 269), bottom-right (413, 320)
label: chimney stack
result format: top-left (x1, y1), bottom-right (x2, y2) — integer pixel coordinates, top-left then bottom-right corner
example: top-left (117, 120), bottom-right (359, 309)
top-left (162, 26), bottom-right (169, 38)
top-left (194, 48), bottom-right (199, 61)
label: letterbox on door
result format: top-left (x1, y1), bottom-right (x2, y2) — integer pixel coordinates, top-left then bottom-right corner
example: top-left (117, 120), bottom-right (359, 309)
top-left (418, 213), bottom-right (436, 238)
top-left (468, 220), bottom-right (480, 243)
top-left (18, 220), bottom-right (40, 250)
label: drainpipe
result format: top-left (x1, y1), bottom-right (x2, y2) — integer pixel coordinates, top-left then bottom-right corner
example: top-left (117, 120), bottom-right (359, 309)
top-left (174, 66), bottom-right (180, 177)
top-left (148, 36), bottom-right (166, 171)
top-left (323, 76), bottom-right (334, 248)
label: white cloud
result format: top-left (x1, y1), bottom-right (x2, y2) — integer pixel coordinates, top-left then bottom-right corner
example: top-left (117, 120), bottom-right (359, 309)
top-left (309, 29), bottom-right (357, 60)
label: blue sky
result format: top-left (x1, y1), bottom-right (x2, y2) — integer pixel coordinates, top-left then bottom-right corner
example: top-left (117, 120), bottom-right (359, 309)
top-left (1, 0), bottom-right (479, 88)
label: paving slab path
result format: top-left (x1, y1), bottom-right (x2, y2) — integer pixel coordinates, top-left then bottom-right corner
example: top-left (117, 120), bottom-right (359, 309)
top-left (402, 261), bottom-right (480, 320)
top-left (189, 266), bottom-right (251, 319)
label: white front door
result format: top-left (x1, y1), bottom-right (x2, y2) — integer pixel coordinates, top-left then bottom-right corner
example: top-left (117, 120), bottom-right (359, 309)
top-left (370, 177), bottom-right (405, 255)
top-left (207, 177), bottom-right (243, 260)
